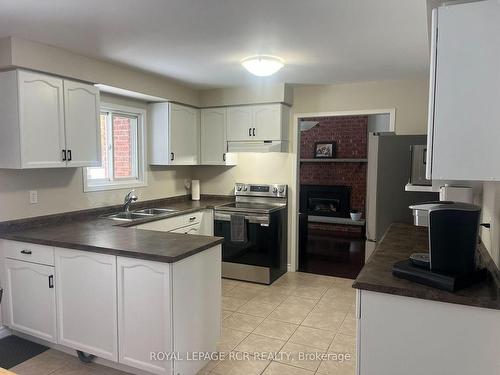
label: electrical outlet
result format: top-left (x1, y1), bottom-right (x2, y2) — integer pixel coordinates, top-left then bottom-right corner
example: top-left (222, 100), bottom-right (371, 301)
top-left (29, 190), bottom-right (38, 204)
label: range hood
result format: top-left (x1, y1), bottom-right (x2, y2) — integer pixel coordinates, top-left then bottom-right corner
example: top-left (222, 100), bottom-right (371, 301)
top-left (227, 141), bottom-right (288, 153)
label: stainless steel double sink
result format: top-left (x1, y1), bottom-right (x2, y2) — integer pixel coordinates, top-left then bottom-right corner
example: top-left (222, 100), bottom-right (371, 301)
top-left (102, 208), bottom-right (178, 222)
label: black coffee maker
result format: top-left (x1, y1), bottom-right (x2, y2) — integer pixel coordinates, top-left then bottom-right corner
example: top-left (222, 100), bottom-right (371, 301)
top-left (393, 202), bottom-right (486, 291)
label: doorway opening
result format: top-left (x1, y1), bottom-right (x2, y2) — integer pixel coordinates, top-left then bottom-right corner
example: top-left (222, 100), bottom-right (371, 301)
top-left (297, 115), bottom-right (369, 278)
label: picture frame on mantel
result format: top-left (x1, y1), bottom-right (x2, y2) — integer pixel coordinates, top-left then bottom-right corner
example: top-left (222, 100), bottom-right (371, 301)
top-left (314, 141), bottom-right (336, 158)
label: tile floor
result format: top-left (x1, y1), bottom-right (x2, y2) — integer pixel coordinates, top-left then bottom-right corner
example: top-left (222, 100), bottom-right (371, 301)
top-left (10, 272), bottom-right (357, 375)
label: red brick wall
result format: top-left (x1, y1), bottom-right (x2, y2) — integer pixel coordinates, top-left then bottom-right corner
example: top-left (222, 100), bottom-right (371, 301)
top-left (113, 117), bottom-right (133, 178)
top-left (300, 116), bottom-right (368, 214)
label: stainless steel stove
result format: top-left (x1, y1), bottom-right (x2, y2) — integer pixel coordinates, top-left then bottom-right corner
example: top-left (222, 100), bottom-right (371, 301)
top-left (214, 183), bottom-right (288, 284)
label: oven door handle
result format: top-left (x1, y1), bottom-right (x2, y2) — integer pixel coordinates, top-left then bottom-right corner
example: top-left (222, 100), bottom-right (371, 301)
top-left (214, 212), bottom-right (270, 225)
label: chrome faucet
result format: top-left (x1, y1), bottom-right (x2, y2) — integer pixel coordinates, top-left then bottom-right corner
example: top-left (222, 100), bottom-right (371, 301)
top-left (122, 190), bottom-right (138, 212)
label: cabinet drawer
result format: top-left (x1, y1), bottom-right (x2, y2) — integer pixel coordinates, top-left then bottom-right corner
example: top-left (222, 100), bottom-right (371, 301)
top-left (170, 223), bottom-right (200, 235)
top-left (4, 240), bottom-right (55, 266)
top-left (135, 211), bottom-right (203, 232)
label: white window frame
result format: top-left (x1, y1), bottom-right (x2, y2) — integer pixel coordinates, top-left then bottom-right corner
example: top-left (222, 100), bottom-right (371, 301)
top-left (83, 102), bottom-right (147, 192)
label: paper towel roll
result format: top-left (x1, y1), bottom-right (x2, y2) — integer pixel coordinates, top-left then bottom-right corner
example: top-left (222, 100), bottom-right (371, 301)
top-left (191, 180), bottom-right (200, 201)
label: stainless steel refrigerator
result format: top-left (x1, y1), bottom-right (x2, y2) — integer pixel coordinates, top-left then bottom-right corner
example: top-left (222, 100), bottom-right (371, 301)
top-left (365, 134), bottom-right (438, 258)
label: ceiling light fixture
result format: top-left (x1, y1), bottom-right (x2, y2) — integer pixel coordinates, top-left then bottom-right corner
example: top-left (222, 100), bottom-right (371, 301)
top-left (241, 55), bottom-right (284, 77)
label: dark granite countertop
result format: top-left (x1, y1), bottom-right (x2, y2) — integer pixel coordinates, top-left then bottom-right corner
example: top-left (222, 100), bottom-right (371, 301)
top-left (353, 223), bottom-right (500, 310)
top-left (0, 195), bottom-right (234, 263)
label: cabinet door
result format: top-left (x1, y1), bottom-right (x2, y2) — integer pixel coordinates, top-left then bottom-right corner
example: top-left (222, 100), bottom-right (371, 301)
top-left (201, 108), bottom-right (227, 164)
top-left (17, 70), bottom-right (66, 168)
top-left (199, 209), bottom-right (214, 236)
top-left (117, 257), bottom-right (171, 374)
top-left (253, 104), bottom-right (282, 141)
top-left (64, 81), bottom-right (101, 167)
top-left (170, 103), bottom-right (199, 165)
top-left (430, 2), bottom-right (500, 180)
top-left (227, 106), bottom-right (253, 141)
top-left (5, 259), bottom-right (57, 343)
top-left (55, 249), bottom-right (118, 361)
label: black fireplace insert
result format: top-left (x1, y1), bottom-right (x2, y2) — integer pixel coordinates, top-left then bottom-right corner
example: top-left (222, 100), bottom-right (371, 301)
top-left (300, 185), bottom-right (351, 218)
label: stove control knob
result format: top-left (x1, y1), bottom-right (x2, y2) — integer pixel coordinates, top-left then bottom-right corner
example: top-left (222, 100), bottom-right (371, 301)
top-left (236, 185), bottom-right (243, 191)
top-left (278, 187), bottom-right (285, 194)
top-left (243, 186), bottom-right (248, 191)
top-left (273, 187), bottom-right (278, 194)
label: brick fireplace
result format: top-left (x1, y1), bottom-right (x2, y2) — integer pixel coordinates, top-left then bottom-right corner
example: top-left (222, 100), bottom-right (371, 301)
top-left (300, 115), bottom-right (368, 214)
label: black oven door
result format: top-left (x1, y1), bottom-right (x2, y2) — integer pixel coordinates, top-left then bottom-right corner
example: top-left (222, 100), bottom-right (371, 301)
top-left (214, 212), bottom-right (278, 268)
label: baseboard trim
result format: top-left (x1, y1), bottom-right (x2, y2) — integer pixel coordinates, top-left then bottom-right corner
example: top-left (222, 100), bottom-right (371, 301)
top-left (0, 325), bottom-right (12, 339)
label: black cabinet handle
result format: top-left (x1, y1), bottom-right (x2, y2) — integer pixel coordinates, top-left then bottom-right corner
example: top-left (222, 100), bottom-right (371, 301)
top-left (253, 128), bottom-right (256, 137)
top-left (223, 153), bottom-right (226, 162)
top-left (62, 150), bottom-right (67, 161)
top-left (171, 152), bottom-right (175, 161)
top-left (21, 250), bottom-right (32, 255)
top-left (48, 275), bottom-right (54, 289)
top-left (67, 150), bottom-right (72, 161)
top-left (249, 128), bottom-right (252, 137)
top-left (189, 216), bottom-right (196, 221)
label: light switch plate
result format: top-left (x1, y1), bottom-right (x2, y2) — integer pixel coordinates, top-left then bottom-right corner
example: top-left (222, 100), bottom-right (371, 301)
top-left (29, 190), bottom-right (38, 204)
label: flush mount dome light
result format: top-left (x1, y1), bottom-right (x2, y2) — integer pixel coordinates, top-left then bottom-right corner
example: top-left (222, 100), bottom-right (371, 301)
top-left (241, 55), bottom-right (284, 76)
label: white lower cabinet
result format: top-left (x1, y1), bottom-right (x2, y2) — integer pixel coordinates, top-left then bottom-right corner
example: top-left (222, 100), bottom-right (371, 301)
top-left (199, 209), bottom-right (214, 236)
top-left (2, 241), bottom-right (221, 375)
top-left (172, 246), bottom-right (221, 375)
top-left (357, 290), bottom-right (500, 375)
top-left (5, 258), bottom-right (57, 343)
top-left (135, 211), bottom-right (204, 233)
top-left (117, 257), bottom-right (172, 375)
top-left (55, 248), bottom-right (118, 361)
top-left (170, 223), bottom-right (200, 235)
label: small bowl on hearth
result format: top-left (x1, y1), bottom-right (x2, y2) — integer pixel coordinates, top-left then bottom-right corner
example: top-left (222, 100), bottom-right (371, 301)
top-left (350, 210), bottom-right (362, 221)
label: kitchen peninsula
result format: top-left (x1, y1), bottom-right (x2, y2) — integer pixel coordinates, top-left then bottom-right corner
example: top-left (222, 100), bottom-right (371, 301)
top-left (353, 223), bottom-right (500, 375)
top-left (0, 196), bottom-right (231, 375)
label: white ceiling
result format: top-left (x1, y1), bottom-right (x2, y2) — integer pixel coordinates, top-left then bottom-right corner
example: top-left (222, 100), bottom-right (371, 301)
top-left (0, 0), bottom-right (429, 89)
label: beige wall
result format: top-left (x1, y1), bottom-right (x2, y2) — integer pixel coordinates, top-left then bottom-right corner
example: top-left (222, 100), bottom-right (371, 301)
top-left (2, 36), bottom-right (199, 106)
top-left (293, 78), bottom-right (429, 135)
top-left (0, 94), bottom-right (192, 222)
top-left (0, 37), bottom-right (12, 67)
top-left (200, 83), bottom-right (293, 107)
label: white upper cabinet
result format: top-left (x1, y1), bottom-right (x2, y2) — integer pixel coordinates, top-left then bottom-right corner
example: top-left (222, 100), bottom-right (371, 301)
top-left (253, 104), bottom-right (282, 141)
top-left (8, 70), bottom-right (66, 168)
top-left (201, 108), bottom-right (237, 165)
top-left (149, 102), bottom-right (200, 165)
top-left (227, 106), bottom-right (253, 141)
top-left (170, 103), bottom-right (200, 165)
top-left (64, 80), bottom-right (101, 167)
top-left (427, 1), bottom-right (500, 181)
top-left (0, 69), bottom-right (101, 169)
top-left (225, 103), bottom-right (289, 152)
